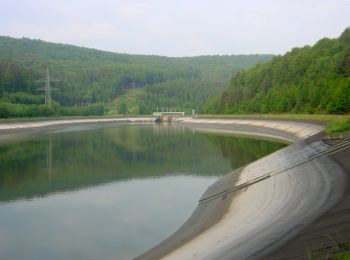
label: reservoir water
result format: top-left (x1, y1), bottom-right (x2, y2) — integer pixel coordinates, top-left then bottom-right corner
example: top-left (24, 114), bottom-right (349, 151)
top-left (0, 123), bottom-right (286, 260)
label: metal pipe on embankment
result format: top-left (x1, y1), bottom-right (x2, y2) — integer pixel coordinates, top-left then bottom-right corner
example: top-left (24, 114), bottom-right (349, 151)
top-left (136, 118), bottom-right (349, 260)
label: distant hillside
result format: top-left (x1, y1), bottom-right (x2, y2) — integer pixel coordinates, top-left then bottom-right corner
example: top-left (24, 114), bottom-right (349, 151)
top-left (206, 28), bottom-right (350, 114)
top-left (0, 36), bottom-right (272, 117)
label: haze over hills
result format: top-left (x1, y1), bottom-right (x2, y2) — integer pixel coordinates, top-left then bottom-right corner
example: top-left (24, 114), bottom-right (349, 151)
top-left (206, 28), bottom-right (350, 114)
top-left (0, 36), bottom-right (272, 117)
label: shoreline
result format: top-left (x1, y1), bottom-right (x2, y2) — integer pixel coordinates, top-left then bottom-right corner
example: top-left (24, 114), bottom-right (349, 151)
top-left (137, 118), bottom-right (350, 259)
top-left (0, 117), bottom-right (154, 144)
top-left (0, 117), bottom-right (154, 131)
top-left (0, 117), bottom-right (349, 259)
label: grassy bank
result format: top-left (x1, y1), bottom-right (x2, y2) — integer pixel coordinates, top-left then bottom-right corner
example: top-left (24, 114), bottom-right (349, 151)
top-left (325, 119), bottom-right (350, 134)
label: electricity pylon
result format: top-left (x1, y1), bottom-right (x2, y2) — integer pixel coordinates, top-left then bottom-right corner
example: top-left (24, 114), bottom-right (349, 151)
top-left (37, 67), bottom-right (60, 109)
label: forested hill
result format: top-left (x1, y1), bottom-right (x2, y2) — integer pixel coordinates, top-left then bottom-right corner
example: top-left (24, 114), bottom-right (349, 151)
top-left (0, 36), bottom-right (272, 117)
top-left (206, 28), bottom-right (350, 114)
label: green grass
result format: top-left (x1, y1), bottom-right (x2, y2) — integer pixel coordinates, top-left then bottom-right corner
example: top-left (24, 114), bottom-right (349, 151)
top-left (307, 237), bottom-right (350, 260)
top-left (325, 119), bottom-right (350, 134)
top-left (332, 252), bottom-right (350, 260)
top-left (329, 241), bottom-right (350, 260)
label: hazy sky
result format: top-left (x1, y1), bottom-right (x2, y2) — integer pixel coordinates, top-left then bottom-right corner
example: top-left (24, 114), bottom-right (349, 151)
top-left (0, 0), bottom-right (349, 56)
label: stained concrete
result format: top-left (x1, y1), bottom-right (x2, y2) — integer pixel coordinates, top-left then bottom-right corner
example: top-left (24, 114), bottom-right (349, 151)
top-left (136, 118), bottom-right (349, 260)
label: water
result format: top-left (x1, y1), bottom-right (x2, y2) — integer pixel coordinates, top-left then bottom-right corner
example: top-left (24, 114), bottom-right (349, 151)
top-left (0, 123), bottom-right (286, 260)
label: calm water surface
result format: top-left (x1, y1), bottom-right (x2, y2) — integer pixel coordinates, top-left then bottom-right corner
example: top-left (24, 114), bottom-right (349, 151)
top-left (0, 124), bottom-right (286, 260)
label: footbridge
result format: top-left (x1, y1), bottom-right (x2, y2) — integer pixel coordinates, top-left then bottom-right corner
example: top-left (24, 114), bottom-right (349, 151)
top-left (153, 112), bottom-right (185, 122)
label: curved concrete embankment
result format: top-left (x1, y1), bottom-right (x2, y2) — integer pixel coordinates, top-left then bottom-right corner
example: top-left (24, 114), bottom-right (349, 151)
top-left (1, 117), bottom-right (349, 259)
top-left (0, 117), bottom-right (154, 142)
top-left (136, 118), bottom-right (350, 259)
top-left (0, 117), bottom-right (153, 132)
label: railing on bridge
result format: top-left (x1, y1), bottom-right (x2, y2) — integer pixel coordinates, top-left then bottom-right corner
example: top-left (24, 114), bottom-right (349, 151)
top-left (152, 112), bottom-right (185, 116)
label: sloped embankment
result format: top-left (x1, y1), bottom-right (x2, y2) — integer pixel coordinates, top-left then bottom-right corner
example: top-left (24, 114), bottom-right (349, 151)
top-left (137, 118), bottom-right (350, 259)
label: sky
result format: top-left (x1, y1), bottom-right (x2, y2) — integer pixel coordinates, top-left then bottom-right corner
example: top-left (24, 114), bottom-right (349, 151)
top-left (0, 0), bottom-right (349, 57)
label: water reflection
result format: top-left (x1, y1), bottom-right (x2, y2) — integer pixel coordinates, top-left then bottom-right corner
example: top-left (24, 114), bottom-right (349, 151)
top-left (0, 176), bottom-right (216, 260)
top-left (0, 124), bottom-right (286, 259)
top-left (204, 134), bottom-right (287, 168)
top-left (46, 138), bottom-right (53, 181)
top-left (0, 124), bottom-right (230, 202)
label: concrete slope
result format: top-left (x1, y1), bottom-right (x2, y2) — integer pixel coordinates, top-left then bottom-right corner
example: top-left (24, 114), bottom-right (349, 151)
top-left (136, 118), bottom-right (349, 260)
top-left (0, 117), bottom-right (154, 132)
top-left (0, 117), bottom-right (154, 143)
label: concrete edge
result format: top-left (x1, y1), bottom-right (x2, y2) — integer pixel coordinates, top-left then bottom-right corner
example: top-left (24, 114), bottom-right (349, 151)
top-left (136, 118), bottom-right (349, 259)
top-left (1, 117), bottom-right (347, 259)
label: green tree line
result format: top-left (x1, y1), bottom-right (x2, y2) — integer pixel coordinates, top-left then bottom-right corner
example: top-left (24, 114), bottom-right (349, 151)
top-left (206, 28), bottom-right (350, 114)
top-left (0, 36), bottom-right (272, 117)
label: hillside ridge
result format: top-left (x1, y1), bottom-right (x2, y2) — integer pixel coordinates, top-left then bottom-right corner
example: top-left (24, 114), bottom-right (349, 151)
top-left (0, 36), bottom-right (272, 117)
top-left (205, 27), bottom-right (350, 114)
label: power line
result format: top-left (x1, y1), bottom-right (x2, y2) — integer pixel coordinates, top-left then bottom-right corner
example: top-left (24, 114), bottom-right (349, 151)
top-left (37, 67), bottom-right (60, 109)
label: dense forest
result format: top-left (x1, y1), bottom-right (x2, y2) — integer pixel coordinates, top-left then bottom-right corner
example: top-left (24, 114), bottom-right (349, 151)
top-left (206, 28), bottom-right (350, 114)
top-left (0, 36), bottom-right (272, 117)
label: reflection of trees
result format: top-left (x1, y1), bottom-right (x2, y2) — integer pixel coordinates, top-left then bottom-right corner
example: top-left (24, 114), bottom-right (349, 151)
top-left (112, 124), bottom-right (186, 153)
top-left (0, 126), bottom-right (285, 202)
top-left (0, 126), bottom-right (229, 201)
top-left (46, 138), bottom-right (53, 181)
top-left (204, 135), bottom-right (286, 169)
